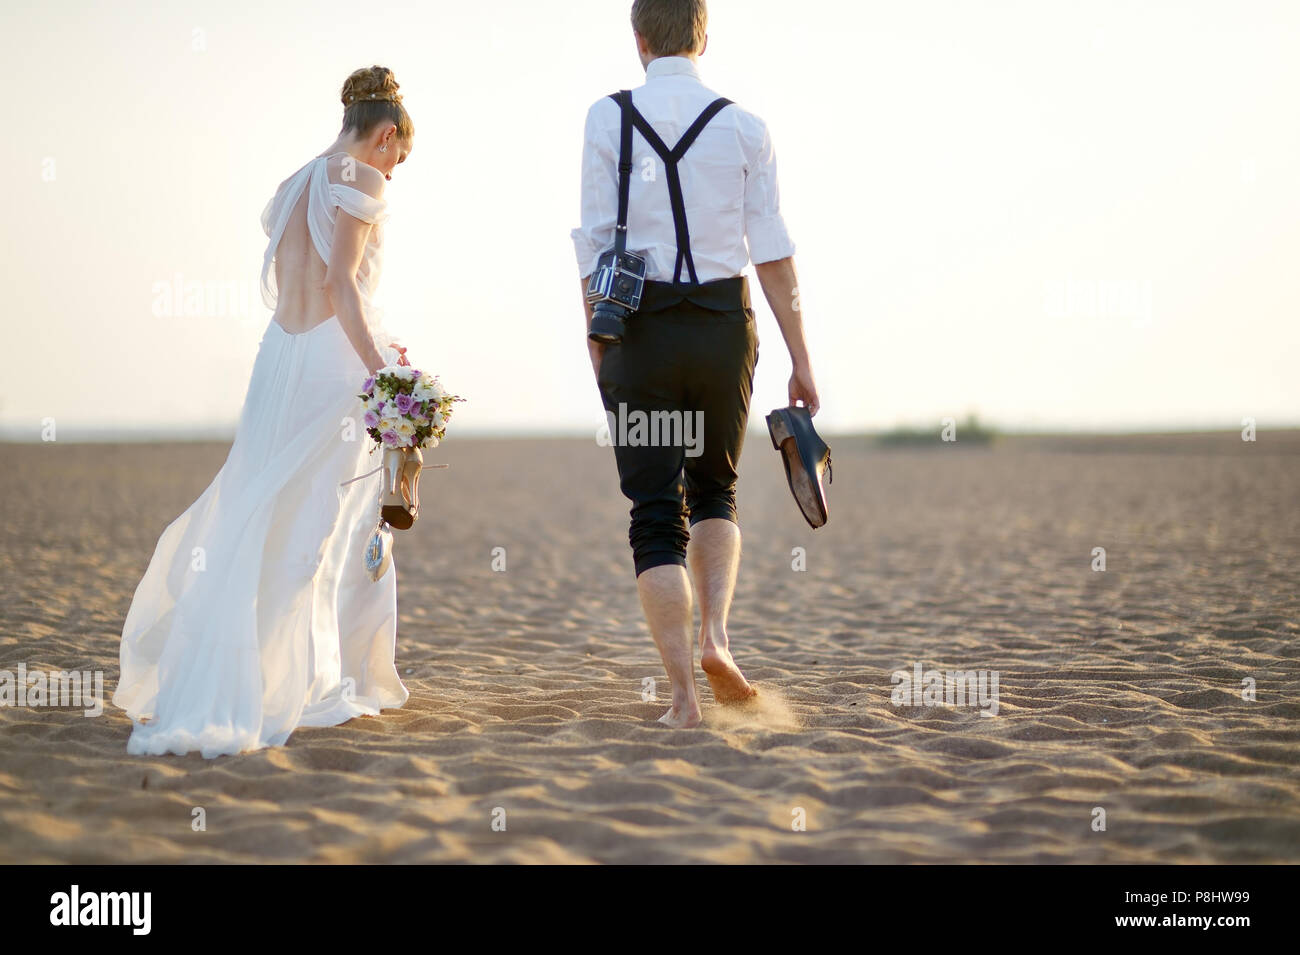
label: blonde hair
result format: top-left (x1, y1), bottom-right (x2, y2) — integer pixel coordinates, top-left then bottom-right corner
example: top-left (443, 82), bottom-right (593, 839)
top-left (340, 65), bottom-right (414, 143)
top-left (631, 0), bottom-right (707, 57)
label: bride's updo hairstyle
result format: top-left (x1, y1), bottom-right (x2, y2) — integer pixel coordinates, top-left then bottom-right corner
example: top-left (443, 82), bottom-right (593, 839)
top-left (341, 66), bottom-right (414, 143)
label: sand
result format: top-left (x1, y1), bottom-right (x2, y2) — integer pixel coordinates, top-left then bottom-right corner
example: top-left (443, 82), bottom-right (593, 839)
top-left (1, 431), bottom-right (1297, 864)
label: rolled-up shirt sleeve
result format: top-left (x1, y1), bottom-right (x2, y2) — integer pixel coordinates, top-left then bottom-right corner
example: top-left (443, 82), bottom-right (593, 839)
top-left (570, 100), bottom-right (618, 278)
top-left (742, 117), bottom-right (796, 265)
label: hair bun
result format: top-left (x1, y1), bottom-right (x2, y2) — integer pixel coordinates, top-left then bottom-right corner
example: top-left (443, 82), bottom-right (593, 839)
top-left (341, 65), bottom-right (402, 107)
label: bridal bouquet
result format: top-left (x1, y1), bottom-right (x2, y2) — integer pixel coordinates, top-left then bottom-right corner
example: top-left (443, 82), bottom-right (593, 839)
top-left (358, 363), bottom-right (463, 450)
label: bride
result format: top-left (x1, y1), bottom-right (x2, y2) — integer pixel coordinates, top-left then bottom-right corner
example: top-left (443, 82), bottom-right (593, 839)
top-left (113, 66), bottom-right (419, 757)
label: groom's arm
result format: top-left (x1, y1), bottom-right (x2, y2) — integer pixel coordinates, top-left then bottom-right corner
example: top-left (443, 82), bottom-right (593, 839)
top-left (571, 100), bottom-right (618, 382)
top-left (743, 113), bottom-right (819, 413)
top-left (579, 277), bottom-right (601, 378)
top-left (755, 256), bottom-right (819, 415)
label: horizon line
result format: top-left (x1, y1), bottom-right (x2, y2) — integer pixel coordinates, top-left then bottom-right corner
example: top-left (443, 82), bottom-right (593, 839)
top-left (2, 423), bottom-right (1296, 445)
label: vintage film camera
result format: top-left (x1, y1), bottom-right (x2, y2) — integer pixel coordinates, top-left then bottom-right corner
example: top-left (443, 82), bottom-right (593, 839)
top-left (586, 247), bottom-right (647, 344)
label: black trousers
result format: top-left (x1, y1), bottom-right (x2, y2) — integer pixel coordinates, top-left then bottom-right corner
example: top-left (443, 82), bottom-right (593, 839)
top-left (597, 277), bottom-right (759, 577)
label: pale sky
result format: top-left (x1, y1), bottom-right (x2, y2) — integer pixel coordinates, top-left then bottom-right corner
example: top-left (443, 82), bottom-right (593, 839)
top-left (2, 0), bottom-right (1297, 440)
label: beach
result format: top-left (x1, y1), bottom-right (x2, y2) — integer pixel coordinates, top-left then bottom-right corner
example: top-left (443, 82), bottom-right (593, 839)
top-left (1, 431), bottom-right (1297, 864)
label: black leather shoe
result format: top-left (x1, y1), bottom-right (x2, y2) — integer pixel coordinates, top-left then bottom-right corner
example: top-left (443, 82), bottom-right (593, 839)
top-left (766, 405), bottom-right (832, 528)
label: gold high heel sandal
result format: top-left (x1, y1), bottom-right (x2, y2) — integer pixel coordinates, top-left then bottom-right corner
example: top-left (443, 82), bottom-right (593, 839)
top-left (399, 446), bottom-right (423, 523)
top-left (380, 447), bottom-right (423, 529)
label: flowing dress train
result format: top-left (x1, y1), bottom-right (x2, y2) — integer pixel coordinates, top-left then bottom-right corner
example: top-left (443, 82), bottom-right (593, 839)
top-left (114, 154), bottom-right (409, 757)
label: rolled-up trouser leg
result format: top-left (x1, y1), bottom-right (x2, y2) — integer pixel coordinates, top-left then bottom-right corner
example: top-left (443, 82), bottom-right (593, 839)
top-left (597, 282), bottom-right (758, 576)
top-left (683, 313), bottom-right (758, 526)
top-left (598, 316), bottom-right (689, 576)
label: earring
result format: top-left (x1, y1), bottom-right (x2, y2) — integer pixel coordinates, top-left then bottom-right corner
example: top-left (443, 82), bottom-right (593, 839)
top-left (380, 144), bottom-right (388, 152)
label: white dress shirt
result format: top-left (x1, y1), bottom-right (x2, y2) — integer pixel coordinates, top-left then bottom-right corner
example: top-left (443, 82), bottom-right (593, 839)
top-left (571, 56), bottom-right (795, 283)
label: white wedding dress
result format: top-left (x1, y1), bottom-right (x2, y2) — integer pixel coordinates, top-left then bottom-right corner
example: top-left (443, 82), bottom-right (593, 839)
top-left (114, 154), bottom-right (410, 757)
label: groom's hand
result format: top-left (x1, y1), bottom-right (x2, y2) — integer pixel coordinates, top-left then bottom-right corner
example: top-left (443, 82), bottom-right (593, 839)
top-left (789, 362), bottom-right (820, 416)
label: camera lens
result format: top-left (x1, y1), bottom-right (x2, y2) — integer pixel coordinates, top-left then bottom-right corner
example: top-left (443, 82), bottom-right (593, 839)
top-left (589, 301), bottom-right (627, 344)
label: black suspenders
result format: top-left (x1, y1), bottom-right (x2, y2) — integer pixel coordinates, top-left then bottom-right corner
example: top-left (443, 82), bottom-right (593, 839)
top-left (609, 90), bottom-right (733, 286)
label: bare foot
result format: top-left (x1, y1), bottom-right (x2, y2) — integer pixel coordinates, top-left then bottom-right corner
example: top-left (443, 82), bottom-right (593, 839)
top-left (700, 642), bottom-right (758, 705)
top-left (658, 702), bottom-right (702, 728)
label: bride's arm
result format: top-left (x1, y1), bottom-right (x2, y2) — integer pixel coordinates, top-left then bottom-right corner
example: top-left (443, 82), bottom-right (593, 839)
top-left (325, 178), bottom-right (387, 374)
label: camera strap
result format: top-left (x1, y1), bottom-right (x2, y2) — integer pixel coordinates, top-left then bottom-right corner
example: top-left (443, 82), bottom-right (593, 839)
top-left (612, 89), bottom-right (635, 256)
top-left (607, 90), bottom-right (734, 283)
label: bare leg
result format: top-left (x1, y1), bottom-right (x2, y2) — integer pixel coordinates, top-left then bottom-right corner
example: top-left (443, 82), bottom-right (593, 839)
top-left (687, 518), bottom-right (757, 704)
top-left (636, 564), bottom-right (702, 728)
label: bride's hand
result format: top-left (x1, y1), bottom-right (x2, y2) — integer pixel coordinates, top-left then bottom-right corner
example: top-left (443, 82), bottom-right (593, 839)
top-left (366, 340), bottom-right (405, 373)
top-left (363, 343), bottom-right (388, 375)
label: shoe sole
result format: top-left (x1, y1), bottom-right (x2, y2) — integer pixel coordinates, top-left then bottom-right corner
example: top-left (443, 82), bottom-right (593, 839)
top-left (380, 505), bottom-right (415, 530)
top-left (767, 410), bottom-right (827, 528)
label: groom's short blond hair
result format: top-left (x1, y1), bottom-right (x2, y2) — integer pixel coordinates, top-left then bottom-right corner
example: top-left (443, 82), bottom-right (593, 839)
top-left (631, 0), bottom-right (707, 57)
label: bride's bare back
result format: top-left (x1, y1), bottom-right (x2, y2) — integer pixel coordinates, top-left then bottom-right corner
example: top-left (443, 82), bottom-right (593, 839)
top-left (261, 153), bottom-right (393, 369)
top-left (268, 153), bottom-right (381, 335)
top-left (270, 168), bottom-right (334, 334)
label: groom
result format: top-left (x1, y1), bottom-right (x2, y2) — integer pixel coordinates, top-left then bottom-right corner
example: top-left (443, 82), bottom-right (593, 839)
top-left (573, 0), bottom-right (818, 727)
